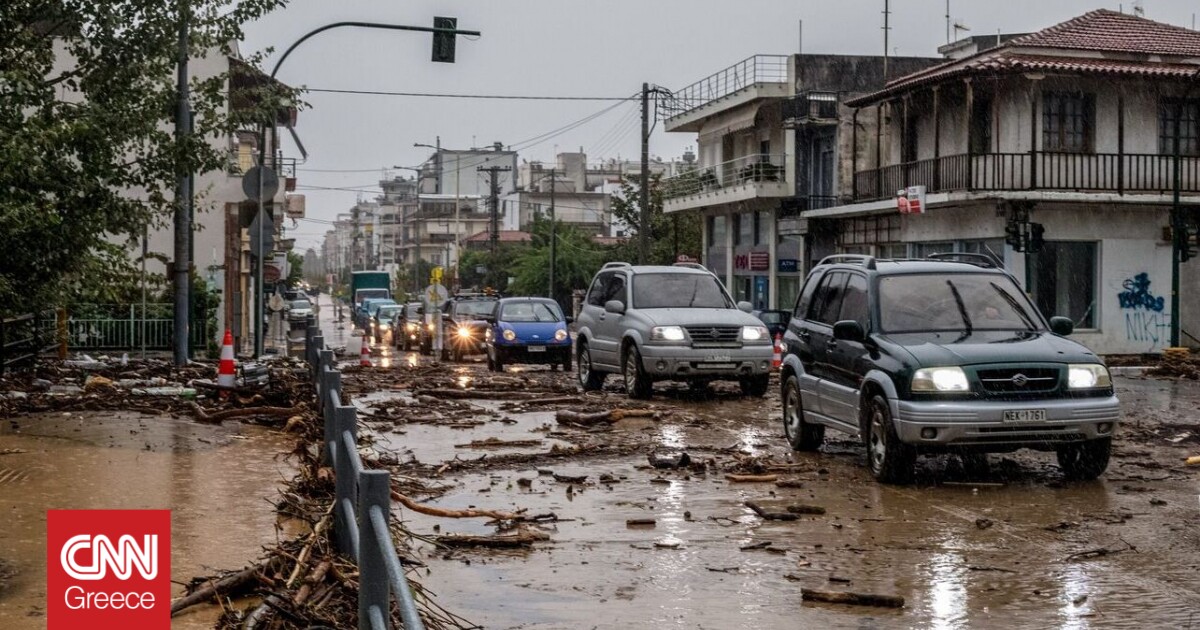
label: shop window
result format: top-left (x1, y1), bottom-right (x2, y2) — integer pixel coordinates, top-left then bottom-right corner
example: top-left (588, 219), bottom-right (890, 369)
top-left (910, 242), bottom-right (955, 258)
top-left (1043, 92), bottom-right (1095, 153)
top-left (732, 214), bottom-right (742, 246)
top-left (961, 238), bottom-right (1006, 265)
top-left (708, 215), bottom-right (727, 246)
top-left (876, 243), bottom-right (907, 259)
top-left (1029, 241), bottom-right (1097, 329)
top-left (738, 212), bottom-right (754, 246)
top-left (755, 210), bottom-right (771, 245)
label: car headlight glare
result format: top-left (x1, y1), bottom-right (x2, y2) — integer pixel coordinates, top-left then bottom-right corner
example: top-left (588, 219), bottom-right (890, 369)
top-left (502, 329), bottom-right (516, 341)
top-left (381, 323), bottom-right (390, 330)
top-left (650, 326), bottom-right (686, 341)
top-left (555, 328), bottom-right (568, 342)
top-left (457, 327), bottom-right (473, 339)
top-left (406, 323), bottom-right (417, 332)
top-left (741, 325), bottom-right (769, 341)
top-left (426, 323), bottom-right (434, 331)
top-left (912, 367), bottom-right (970, 392)
top-left (1068, 364), bottom-right (1111, 389)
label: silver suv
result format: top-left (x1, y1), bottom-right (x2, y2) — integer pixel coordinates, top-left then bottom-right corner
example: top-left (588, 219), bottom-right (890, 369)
top-left (575, 262), bottom-right (774, 398)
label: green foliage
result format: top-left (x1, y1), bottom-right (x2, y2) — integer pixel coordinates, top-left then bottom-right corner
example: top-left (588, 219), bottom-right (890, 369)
top-left (609, 173), bottom-right (703, 266)
top-left (0, 0), bottom-right (295, 316)
top-left (508, 216), bottom-right (610, 306)
top-left (285, 250), bottom-right (303, 288)
top-left (458, 246), bottom-right (520, 294)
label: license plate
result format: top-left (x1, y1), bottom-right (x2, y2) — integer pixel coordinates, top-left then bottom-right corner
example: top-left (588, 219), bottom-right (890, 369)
top-left (705, 354), bottom-right (731, 362)
top-left (1003, 409), bottom-right (1046, 423)
top-left (527, 346), bottom-right (546, 353)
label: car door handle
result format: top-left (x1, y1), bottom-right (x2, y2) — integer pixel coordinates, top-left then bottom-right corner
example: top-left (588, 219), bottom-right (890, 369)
top-left (797, 330), bottom-right (810, 340)
top-left (598, 314), bottom-right (606, 321)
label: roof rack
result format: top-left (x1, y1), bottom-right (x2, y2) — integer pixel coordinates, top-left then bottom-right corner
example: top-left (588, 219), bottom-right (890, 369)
top-left (817, 254), bottom-right (877, 270)
top-left (926, 252), bottom-right (999, 268)
top-left (672, 262), bottom-right (708, 271)
top-left (602, 261), bottom-right (632, 269)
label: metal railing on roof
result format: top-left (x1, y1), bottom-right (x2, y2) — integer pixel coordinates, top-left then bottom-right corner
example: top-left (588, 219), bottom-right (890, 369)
top-left (660, 55), bottom-right (788, 120)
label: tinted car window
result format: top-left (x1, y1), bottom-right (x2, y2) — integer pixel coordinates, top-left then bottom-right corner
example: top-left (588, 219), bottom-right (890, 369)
top-left (756, 311), bottom-right (785, 325)
top-left (808, 272), bottom-right (847, 325)
top-left (631, 273), bottom-right (731, 309)
top-left (839, 274), bottom-right (869, 330)
top-left (587, 272), bottom-right (612, 306)
top-left (794, 272), bottom-right (822, 318)
top-left (878, 273), bottom-right (1041, 333)
top-left (604, 274), bottom-right (628, 306)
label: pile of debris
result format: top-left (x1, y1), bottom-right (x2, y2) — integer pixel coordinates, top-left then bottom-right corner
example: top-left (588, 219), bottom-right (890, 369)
top-left (1147, 347), bottom-right (1200, 379)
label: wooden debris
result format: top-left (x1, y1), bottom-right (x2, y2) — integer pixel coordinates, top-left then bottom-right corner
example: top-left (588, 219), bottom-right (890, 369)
top-left (390, 489), bottom-right (522, 521)
top-left (774, 478), bottom-right (804, 489)
top-left (727, 474), bottom-right (779, 483)
top-left (170, 557), bottom-right (278, 616)
top-left (626, 518), bottom-right (656, 527)
top-left (455, 437), bottom-right (544, 449)
top-left (188, 401), bottom-right (304, 424)
top-left (745, 501), bottom-right (799, 521)
top-left (786, 504), bottom-right (826, 515)
top-left (552, 473), bottom-right (587, 484)
top-left (435, 529), bottom-right (549, 548)
top-left (801, 588), bottom-right (905, 608)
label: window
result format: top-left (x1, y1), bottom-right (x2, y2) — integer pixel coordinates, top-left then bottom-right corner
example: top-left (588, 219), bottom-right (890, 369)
top-left (970, 96), bottom-right (993, 154)
top-left (755, 210), bottom-right (771, 246)
top-left (878, 273), bottom-right (1040, 333)
top-left (732, 214), bottom-right (742, 246)
top-left (708, 215), bottom-right (727, 246)
top-left (794, 271), bottom-right (823, 318)
top-left (1043, 92), bottom-right (1095, 153)
top-left (586, 272), bottom-right (612, 306)
top-left (738, 212), bottom-right (753, 246)
top-left (961, 239), bottom-right (1006, 266)
top-left (810, 272), bottom-right (849, 326)
top-left (1030, 241), bottom-right (1097, 329)
top-left (501, 301), bottom-right (562, 322)
top-left (1159, 98), bottom-right (1200, 156)
top-left (839, 274), bottom-right (869, 330)
top-left (604, 274), bottom-right (628, 306)
top-left (910, 241), bottom-right (955, 258)
top-left (632, 273), bottom-right (731, 309)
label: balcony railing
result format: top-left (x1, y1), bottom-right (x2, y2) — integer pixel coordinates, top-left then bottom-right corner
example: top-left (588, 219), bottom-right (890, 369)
top-left (853, 152), bottom-right (1200, 202)
top-left (662, 154), bottom-right (786, 201)
top-left (661, 55), bottom-right (789, 120)
top-left (783, 92), bottom-right (839, 126)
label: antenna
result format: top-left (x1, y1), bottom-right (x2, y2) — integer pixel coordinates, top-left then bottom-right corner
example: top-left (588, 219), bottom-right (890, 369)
top-left (1132, 0), bottom-right (1144, 17)
top-left (953, 20), bottom-right (971, 41)
top-left (945, 0), bottom-right (951, 44)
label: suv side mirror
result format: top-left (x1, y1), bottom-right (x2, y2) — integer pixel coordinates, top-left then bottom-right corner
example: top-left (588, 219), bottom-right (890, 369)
top-left (1049, 316), bottom-right (1074, 336)
top-left (832, 320), bottom-right (866, 343)
top-left (565, 315), bottom-right (574, 324)
top-left (736, 301), bottom-right (753, 313)
top-left (604, 300), bottom-right (626, 315)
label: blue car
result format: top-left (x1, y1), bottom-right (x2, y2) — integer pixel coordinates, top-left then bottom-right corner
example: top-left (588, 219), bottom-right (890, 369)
top-left (485, 297), bottom-right (573, 372)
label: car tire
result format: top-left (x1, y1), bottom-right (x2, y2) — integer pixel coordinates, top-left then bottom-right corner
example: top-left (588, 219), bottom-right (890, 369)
top-left (486, 351), bottom-right (496, 372)
top-left (577, 342), bottom-right (605, 391)
top-left (560, 351), bottom-right (572, 373)
top-left (866, 394), bottom-right (915, 484)
top-left (1056, 437), bottom-right (1112, 480)
top-left (782, 374), bottom-right (824, 451)
top-left (622, 345), bottom-right (653, 399)
top-left (739, 374), bottom-right (770, 398)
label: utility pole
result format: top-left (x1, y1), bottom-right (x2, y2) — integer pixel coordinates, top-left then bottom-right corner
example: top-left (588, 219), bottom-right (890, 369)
top-left (548, 168), bottom-right (557, 300)
top-left (882, 0), bottom-right (891, 81)
top-left (639, 82), bottom-right (650, 264)
top-left (479, 165), bottom-right (511, 255)
top-left (172, 0), bottom-right (191, 366)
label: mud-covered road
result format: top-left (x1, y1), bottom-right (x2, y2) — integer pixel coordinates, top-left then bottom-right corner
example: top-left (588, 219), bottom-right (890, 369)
top-left (335, 306), bottom-right (1200, 629)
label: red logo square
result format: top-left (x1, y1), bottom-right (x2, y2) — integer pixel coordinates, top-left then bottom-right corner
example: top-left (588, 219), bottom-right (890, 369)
top-left (47, 510), bottom-right (171, 630)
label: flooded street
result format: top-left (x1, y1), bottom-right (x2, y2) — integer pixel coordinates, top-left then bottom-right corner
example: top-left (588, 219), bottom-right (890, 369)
top-left (341, 316), bottom-right (1200, 629)
top-left (0, 410), bottom-right (296, 629)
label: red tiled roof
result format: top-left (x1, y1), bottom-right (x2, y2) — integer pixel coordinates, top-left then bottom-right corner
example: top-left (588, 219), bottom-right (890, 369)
top-left (846, 9), bottom-right (1200, 107)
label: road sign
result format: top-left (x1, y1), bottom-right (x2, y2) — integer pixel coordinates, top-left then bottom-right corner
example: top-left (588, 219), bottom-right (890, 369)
top-left (248, 208), bottom-right (275, 258)
top-left (431, 266), bottom-right (444, 283)
top-left (243, 165), bottom-right (280, 200)
top-left (424, 283), bottom-right (449, 308)
top-left (264, 265), bottom-right (281, 283)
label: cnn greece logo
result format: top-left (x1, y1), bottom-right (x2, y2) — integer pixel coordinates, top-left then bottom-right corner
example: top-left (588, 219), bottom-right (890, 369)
top-left (47, 509), bottom-right (170, 629)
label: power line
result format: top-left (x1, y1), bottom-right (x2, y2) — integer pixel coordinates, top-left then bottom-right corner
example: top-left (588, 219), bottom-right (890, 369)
top-left (306, 88), bottom-right (636, 101)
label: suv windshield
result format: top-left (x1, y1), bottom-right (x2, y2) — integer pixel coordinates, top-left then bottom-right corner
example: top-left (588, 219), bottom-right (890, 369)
top-left (290, 300), bottom-right (311, 310)
top-left (377, 306), bottom-right (400, 318)
top-left (632, 273), bottom-right (732, 309)
top-left (455, 300), bottom-right (497, 317)
top-left (501, 302), bottom-right (562, 322)
top-left (879, 273), bottom-right (1041, 334)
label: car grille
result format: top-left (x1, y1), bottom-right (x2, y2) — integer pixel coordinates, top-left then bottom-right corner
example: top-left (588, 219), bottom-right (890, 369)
top-left (975, 367), bottom-right (1060, 395)
top-left (685, 325), bottom-right (741, 348)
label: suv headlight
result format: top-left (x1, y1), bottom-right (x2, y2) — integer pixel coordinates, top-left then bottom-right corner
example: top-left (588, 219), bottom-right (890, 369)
top-left (741, 325), bottom-right (769, 342)
top-left (555, 328), bottom-right (568, 341)
top-left (502, 329), bottom-right (516, 341)
top-left (650, 326), bottom-right (686, 342)
top-left (912, 367), bottom-right (970, 392)
top-left (1068, 364), bottom-right (1111, 389)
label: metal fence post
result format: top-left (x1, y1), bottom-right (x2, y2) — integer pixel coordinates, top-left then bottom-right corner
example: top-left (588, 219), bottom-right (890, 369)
top-left (357, 470), bottom-right (392, 630)
top-left (129, 305), bottom-right (135, 349)
top-left (333, 405), bottom-right (358, 556)
top-left (311, 334), bottom-right (325, 379)
top-left (323, 370), bottom-right (342, 456)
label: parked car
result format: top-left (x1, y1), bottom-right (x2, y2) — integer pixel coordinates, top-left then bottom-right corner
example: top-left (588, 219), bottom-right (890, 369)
top-left (779, 253), bottom-right (1119, 484)
top-left (396, 302), bottom-right (428, 352)
top-left (442, 293), bottom-right (500, 361)
top-left (575, 262), bottom-right (774, 399)
top-left (286, 298), bottom-right (313, 324)
top-left (752, 309), bottom-right (789, 339)
top-left (371, 304), bottom-right (403, 343)
top-left (484, 297), bottom-right (572, 372)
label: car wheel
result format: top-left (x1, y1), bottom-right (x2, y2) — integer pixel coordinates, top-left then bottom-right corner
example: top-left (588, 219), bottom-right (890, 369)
top-left (866, 394), bottom-right (915, 484)
top-left (1056, 437), bottom-right (1112, 480)
top-left (577, 343), bottom-right (605, 391)
top-left (622, 345), bottom-right (653, 399)
top-left (739, 374), bottom-right (770, 398)
top-left (782, 374), bottom-right (824, 451)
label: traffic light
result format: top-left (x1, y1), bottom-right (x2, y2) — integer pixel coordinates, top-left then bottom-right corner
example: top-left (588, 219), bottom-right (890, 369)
top-left (1028, 222), bottom-right (1045, 253)
top-left (1178, 225), bottom-right (1199, 262)
top-left (1005, 219), bottom-right (1024, 251)
top-left (431, 17), bottom-right (457, 63)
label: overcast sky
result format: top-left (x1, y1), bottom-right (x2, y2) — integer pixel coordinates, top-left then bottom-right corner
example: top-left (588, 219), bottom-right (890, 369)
top-left (241, 0), bottom-right (1200, 249)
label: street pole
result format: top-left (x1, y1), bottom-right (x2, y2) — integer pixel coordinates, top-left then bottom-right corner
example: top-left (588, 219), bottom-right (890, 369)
top-left (173, 1), bottom-right (191, 365)
top-left (1171, 98), bottom-right (1183, 348)
top-left (454, 152), bottom-right (461, 291)
top-left (254, 129), bottom-right (265, 357)
top-left (639, 82), bottom-right (650, 265)
top-left (549, 168), bottom-right (557, 301)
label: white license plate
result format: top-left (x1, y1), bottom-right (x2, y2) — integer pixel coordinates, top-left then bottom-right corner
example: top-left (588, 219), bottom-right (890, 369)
top-left (1003, 409), bottom-right (1046, 423)
top-left (527, 346), bottom-right (546, 353)
top-left (705, 354), bottom-right (731, 362)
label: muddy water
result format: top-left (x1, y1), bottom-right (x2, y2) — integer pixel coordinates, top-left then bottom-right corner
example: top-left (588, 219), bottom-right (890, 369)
top-left (0, 411), bottom-right (295, 629)
top-left (351, 359), bottom-right (1200, 629)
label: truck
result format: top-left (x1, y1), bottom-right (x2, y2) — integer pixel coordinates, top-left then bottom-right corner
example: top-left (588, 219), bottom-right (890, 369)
top-left (350, 271), bottom-right (391, 308)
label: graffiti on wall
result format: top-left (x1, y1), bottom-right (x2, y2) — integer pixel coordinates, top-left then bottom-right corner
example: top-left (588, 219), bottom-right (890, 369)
top-left (1118, 273), bottom-right (1170, 350)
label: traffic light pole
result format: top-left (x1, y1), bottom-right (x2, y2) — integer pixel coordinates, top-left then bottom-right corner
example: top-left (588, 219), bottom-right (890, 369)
top-left (1171, 98), bottom-right (1183, 348)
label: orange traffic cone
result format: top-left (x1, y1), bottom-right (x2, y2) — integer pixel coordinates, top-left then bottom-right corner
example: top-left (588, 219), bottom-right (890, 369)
top-left (360, 339), bottom-right (372, 367)
top-left (217, 330), bottom-right (236, 394)
top-left (772, 333), bottom-right (783, 371)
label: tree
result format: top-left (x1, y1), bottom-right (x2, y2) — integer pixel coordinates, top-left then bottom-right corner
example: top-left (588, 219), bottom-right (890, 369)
top-left (458, 246), bottom-right (520, 294)
top-left (609, 173), bottom-right (703, 265)
top-left (0, 0), bottom-right (294, 315)
top-left (285, 250), bottom-right (303, 288)
top-left (509, 217), bottom-right (609, 307)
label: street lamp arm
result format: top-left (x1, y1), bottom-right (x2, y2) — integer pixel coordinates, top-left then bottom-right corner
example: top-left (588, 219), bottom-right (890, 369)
top-left (270, 21), bottom-right (482, 79)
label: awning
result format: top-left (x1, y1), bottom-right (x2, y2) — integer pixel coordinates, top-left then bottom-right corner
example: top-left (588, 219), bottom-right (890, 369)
top-left (698, 103), bottom-right (763, 140)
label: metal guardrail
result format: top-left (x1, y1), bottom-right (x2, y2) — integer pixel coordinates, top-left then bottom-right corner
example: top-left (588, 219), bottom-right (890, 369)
top-left (1, 310), bottom-right (57, 373)
top-left (660, 55), bottom-right (789, 120)
top-left (36, 304), bottom-right (212, 352)
top-left (661, 153), bottom-right (787, 200)
top-left (303, 316), bottom-right (425, 630)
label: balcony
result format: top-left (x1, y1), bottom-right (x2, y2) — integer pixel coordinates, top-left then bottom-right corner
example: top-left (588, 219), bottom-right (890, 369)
top-left (783, 92), bottom-right (839, 128)
top-left (852, 152), bottom-right (1200, 202)
top-left (662, 55), bottom-right (789, 132)
top-left (662, 153), bottom-right (789, 213)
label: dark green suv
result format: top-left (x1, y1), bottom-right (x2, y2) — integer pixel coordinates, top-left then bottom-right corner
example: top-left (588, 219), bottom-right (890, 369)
top-left (780, 254), bottom-right (1119, 484)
